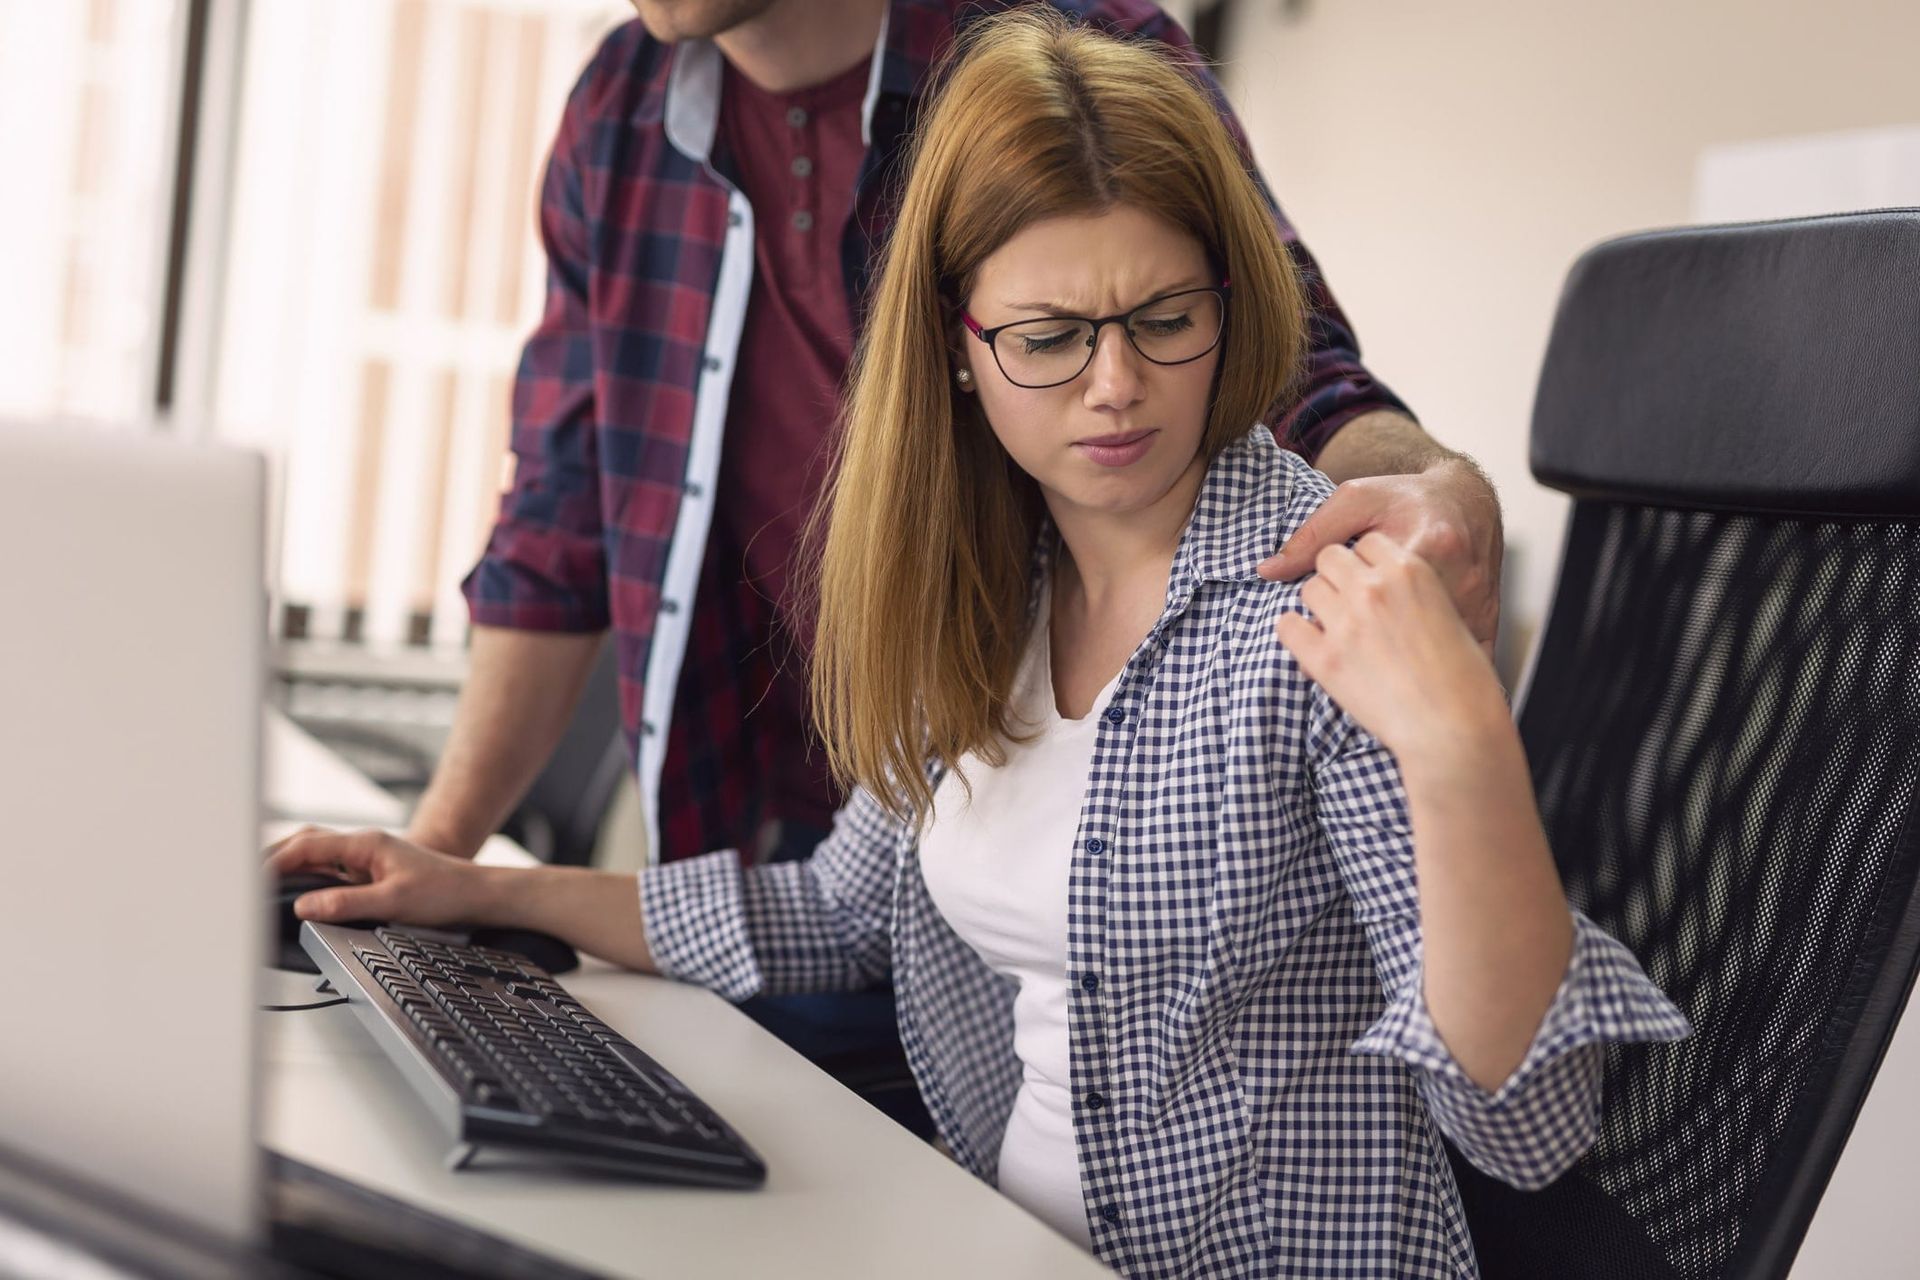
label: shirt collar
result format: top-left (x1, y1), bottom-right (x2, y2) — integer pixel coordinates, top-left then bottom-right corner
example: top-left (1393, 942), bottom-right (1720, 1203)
top-left (662, 4), bottom-right (904, 164)
top-left (1026, 426), bottom-right (1302, 624)
top-left (1172, 426), bottom-right (1300, 591)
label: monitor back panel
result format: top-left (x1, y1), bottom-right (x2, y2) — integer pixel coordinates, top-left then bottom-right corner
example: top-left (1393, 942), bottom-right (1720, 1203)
top-left (0, 421), bottom-right (265, 1246)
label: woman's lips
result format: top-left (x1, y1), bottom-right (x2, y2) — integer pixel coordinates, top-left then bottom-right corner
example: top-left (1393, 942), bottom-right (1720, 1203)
top-left (1073, 429), bottom-right (1157, 468)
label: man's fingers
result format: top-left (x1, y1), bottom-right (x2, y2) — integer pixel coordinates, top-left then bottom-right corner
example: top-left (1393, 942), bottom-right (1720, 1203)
top-left (1258, 484), bottom-right (1388, 581)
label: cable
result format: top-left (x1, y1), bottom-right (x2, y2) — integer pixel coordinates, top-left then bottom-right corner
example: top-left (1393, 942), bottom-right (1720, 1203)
top-left (262, 997), bottom-right (350, 1011)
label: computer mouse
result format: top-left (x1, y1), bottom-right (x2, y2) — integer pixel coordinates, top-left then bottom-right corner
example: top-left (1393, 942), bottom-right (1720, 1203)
top-left (467, 927), bottom-right (581, 976)
top-left (269, 872), bottom-right (580, 976)
top-left (272, 871), bottom-right (379, 973)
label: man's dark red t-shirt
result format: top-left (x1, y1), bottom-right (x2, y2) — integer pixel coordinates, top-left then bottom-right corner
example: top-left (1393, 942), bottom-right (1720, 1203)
top-left (714, 55), bottom-right (874, 837)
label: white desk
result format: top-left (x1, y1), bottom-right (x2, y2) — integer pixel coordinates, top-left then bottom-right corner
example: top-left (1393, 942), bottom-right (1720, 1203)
top-left (265, 709), bottom-right (1920, 1276)
top-left (260, 711), bottom-right (1109, 1278)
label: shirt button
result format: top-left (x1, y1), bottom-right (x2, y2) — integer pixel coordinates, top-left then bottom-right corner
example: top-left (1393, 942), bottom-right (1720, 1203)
top-left (791, 156), bottom-right (813, 178)
top-left (641, 720), bottom-right (657, 737)
top-left (685, 481), bottom-right (704, 499)
top-left (1085, 837), bottom-right (1106, 856)
top-left (727, 210), bottom-right (743, 228)
top-left (1100, 1205), bottom-right (1121, 1226)
top-left (1084, 1091), bottom-right (1106, 1110)
top-left (786, 106), bottom-right (807, 128)
top-left (1080, 973), bottom-right (1098, 994)
top-left (704, 355), bottom-right (723, 372)
top-left (660, 599), bottom-right (680, 615)
top-left (791, 210), bottom-right (814, 232)
top-left (1103, 706), bottom-right (1125, 725)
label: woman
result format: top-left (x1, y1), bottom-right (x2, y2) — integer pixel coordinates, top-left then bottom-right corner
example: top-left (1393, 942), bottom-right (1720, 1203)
top-left (274, 11), bottom-right (1686, 1275)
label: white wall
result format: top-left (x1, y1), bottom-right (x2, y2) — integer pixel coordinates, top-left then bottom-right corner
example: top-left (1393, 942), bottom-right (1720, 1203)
top-left (1219, 0), bottom-right (1920, 663)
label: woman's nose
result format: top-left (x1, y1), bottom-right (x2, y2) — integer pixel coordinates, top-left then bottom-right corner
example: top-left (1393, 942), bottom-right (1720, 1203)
top-left (1082, 323), bottom-right (1146, 410)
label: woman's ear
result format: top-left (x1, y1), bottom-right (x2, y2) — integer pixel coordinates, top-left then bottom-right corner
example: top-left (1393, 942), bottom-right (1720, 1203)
top-left (947, 324), bottom-right (978, 395)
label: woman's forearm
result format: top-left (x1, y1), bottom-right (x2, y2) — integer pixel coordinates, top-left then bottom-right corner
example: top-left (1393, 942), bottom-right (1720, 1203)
top-left (1397, 719), bottom-right (1575, 1092)
top-left (475, 865), bottom-right (659, 973)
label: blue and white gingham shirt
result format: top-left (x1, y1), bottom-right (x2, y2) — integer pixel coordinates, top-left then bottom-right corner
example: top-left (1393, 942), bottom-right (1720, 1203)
top-left (641, 426), bottom-right (1690, 1277)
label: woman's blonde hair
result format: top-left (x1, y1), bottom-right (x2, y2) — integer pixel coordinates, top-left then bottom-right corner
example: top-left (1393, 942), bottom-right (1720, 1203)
top-left (808, 7), bottom-right (1309, 822)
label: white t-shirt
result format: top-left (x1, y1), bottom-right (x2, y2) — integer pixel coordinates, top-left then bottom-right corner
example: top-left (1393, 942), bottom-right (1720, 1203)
top-left (918, 589), bottom-right (1118, 1251)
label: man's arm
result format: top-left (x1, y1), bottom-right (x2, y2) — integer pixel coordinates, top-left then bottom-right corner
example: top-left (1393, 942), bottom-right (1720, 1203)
top-left (1262, 410), bottom-right (1506, 656)
top-left (413, 36), bottom-right (622, 855)
top-left (404, 626), bottom-right (605, 859)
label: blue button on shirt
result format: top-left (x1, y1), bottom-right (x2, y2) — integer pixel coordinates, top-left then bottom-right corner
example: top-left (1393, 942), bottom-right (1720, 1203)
top-left (640, 426), bottom-right (1690, 1278)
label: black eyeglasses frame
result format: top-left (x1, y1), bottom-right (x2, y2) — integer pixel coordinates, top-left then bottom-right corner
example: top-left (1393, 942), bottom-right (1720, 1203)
top-left (958, 281), bottom-right (1232, 390)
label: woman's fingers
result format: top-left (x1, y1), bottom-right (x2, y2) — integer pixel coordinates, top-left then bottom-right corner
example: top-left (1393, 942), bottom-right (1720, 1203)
top-left (263, 824), bottom-right (324, 860)
top-left (1311, 541), bottom-right (1360, 590)
top-left (294, 879), bottom-right (395, 924)
top-left (267, 827), bottom-right (386, 879)
top-left (1274, 610), bottom-right (1328, 680)
top-left (1298, 573), bottom-right (1335, 618)
top-left (1352, 530), bottom-right (1406, 567)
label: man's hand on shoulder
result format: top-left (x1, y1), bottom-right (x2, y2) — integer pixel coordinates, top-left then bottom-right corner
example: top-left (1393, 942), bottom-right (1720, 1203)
top-left (1260, 414), bottom-right (1504, 656)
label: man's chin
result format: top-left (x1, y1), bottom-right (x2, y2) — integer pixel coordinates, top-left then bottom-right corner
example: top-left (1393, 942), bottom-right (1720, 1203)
top-left (629, 0), bottom-right (780, 41)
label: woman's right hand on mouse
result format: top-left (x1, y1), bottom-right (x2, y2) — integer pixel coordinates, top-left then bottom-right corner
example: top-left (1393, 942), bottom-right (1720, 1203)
top-left (267, 827), bottom-right (495, 930)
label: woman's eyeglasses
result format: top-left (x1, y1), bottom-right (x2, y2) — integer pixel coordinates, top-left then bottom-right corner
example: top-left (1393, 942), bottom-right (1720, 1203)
top-left (960, 283), bottom-right (1230, 390)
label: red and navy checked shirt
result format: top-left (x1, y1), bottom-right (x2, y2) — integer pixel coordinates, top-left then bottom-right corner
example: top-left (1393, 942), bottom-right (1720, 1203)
top-left (461, 0), bottom-right (1414, 865)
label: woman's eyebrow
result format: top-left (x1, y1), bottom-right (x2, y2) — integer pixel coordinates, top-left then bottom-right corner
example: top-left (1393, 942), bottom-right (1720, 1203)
top-left (1004, 277), bottom-right (1212, 316)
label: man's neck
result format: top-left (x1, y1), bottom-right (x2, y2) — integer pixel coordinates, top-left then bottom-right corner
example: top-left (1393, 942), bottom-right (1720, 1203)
top-left (716, 0), bottom-right (887, 93)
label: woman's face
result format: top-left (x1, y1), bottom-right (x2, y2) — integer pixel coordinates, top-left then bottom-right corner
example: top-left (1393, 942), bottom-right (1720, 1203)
top-left (956, 204), bottom-right (1220, 524)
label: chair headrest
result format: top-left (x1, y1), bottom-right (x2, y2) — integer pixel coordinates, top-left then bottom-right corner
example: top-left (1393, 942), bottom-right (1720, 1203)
top-left (1531, 209), bottom-right (1920, 516)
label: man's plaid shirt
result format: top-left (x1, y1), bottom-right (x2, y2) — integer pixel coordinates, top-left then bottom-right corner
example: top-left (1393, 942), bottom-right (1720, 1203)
top-left (639, 428), bottom-right (1692, 1277)
top-left (460, 0), bottom-right (1413, 865)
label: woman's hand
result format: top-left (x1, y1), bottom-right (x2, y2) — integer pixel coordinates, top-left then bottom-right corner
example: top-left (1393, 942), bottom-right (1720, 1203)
top-left (1273, 531), bottom-right (1510, 762)
top-left (266, 827), bottom-right (497, 929)
top-left (1280, 532), bottom-right (1577, 1092)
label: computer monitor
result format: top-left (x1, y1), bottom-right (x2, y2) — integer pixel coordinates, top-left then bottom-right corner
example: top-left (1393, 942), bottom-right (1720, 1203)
top-left (0, 420), bottom-right (266, 1247)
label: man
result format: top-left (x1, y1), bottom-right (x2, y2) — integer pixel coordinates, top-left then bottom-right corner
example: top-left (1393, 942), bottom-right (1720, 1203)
top-left (306, 0), bottom-right (1502, 1134)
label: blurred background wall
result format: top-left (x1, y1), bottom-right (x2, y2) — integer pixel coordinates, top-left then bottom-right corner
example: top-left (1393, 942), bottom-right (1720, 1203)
top-left (1214, 0), bottom-right (1920, 663)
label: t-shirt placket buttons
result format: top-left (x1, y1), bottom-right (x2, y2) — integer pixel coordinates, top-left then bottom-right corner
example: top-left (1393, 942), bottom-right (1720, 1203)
top-left (786, 104), bottom-right (815, 238)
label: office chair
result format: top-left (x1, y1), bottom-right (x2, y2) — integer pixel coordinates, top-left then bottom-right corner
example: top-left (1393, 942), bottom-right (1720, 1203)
top-left (1449, 209), bottom-right (1920, 1280)
top-left (293, 638), bottom-right (628, 866)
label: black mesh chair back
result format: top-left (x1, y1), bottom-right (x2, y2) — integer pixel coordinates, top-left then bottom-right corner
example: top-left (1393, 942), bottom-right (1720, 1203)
top-left (1451, 210), bottom-right (1920, 1280)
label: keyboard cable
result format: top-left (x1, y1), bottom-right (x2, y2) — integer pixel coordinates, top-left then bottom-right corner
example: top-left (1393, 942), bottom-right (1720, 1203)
top-left (263, 978), bottom-right (350, 1012)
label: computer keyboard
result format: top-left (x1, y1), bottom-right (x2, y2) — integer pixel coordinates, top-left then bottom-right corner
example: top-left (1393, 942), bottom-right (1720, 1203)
top-left (299, 922), bottom-right (766, 1188)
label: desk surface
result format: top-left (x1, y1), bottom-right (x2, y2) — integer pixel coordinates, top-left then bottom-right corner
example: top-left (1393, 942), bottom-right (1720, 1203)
top-left (260, 712), bottom-right (1108, 1278)
top-left (259, 965), bottom-right (1105, 1279)
top-left (263, 709), bottom-right (1920, 1277)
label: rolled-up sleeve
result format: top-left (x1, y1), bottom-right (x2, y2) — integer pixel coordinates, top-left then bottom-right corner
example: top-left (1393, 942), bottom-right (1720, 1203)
top-left (639, 784), bottom-right (903, 1002)
top-left (1306, 689), bottom-right (1691, 1190)
top-left (1352, 913), bottom-right (1691, 1189)
top-left (460, 50), bottom-right (609, 634)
